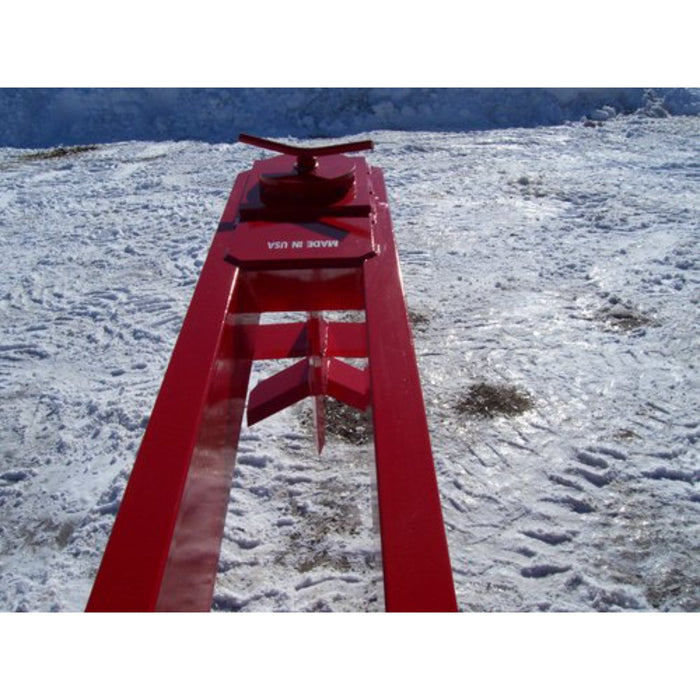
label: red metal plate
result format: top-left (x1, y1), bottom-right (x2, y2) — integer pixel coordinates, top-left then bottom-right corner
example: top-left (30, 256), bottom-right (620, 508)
top-left (226, 154), bottom-right (376, 269)
top-left (226, 217), bottom-right (375, 270)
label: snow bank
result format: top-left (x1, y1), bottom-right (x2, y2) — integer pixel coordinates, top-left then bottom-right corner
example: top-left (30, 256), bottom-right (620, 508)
top-left (1, 87), bottom-right (698, 148)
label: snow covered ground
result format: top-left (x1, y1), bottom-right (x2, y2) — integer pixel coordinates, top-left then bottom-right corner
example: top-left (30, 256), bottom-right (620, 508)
top-left (0, 110), bottom-right (698, 612)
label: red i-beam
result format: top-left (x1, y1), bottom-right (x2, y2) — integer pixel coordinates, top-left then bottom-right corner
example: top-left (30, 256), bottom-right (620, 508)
top-left (85, 134), bottom-right (458, 612)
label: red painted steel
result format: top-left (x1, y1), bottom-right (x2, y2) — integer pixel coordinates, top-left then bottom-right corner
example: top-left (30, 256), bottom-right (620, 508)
top-left (248, 321), bottom-right (367, 360)
top-left (86, 223), bottom-right (255, 611)
top-left (364, 169), bottom-right (458, 611)
top-left (86, 134), bottom-right (457, 612)
top-left (238, 132), bottom-right (374, 157)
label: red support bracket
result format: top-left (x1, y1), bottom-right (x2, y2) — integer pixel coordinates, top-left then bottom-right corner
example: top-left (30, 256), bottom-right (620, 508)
top-left (86, 134), bottom-right (458, 612)
top-left (246, 356), bottom-right (369, 426)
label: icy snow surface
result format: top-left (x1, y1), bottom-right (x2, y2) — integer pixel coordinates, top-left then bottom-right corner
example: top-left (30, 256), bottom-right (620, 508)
top-left (1, 114), bottom-right (698, 612)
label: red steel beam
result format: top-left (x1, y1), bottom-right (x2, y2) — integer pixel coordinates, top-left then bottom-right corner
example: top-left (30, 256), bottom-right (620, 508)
top-left (364, 168), bottom-right (458, 612)
top-left (249, 321), bottom-right (367, 360)
top-left (86, 174), bottom-right (256, 611)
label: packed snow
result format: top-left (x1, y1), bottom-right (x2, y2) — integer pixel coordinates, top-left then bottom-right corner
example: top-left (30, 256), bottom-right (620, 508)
top-left (0, 100), bottom-right (698, 611)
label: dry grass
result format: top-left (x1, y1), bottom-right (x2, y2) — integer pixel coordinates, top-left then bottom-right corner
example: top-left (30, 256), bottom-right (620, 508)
top-left (456, 382), bottom-right (533, 418)
top-left (20, 145), bottom-right (98, 161)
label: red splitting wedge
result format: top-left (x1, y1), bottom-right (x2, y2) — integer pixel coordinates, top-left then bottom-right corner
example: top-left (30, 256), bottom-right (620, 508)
top-left (85, 134), bottom-right (458, 612)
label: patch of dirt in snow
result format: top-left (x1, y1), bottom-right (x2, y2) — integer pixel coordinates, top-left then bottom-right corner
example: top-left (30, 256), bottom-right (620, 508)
top-left (456, 382), bottom-right (534, 419)
top-left (299, 399), bottom-right (373, 446)
top-left (18, 145), bottom-right (100, 161)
